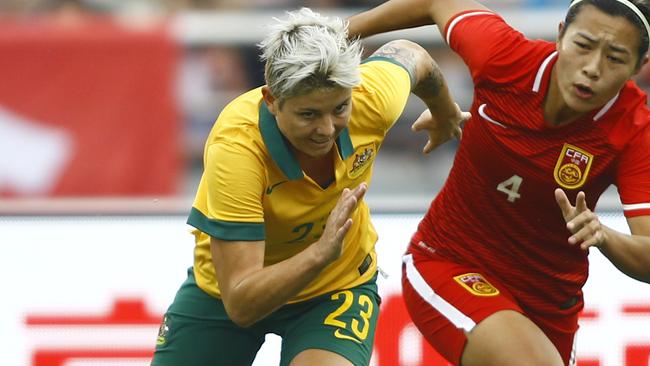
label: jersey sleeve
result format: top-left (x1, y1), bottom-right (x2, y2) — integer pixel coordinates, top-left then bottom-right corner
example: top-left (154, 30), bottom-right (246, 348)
top-left (352, 58), bottom-right (412, 133)
top-left (616, 124), bottom-right (650, 217)
top-left (444, 11), bottom-right (539, 84)
top-left (187, 140), bottom-right (266, 241)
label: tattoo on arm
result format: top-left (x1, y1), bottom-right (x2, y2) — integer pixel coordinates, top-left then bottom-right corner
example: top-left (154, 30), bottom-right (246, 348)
top-left (413, 59), bottom-right (444, 97)
top-left (371, 43), bottom-right (418, 87)
top-left (371, 42), bottom-right (443, 96)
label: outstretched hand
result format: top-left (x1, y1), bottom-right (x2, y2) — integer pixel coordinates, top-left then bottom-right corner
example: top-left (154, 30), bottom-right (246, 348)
top-left (554, 188), bottom-right (606, 250)
top-left (315, 183), bottom-right (367, 265)
top-left (411, 104), bottom-right (471, 154)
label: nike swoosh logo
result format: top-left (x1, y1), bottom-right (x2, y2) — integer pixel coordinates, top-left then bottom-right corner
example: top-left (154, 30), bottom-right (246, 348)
top-left (478, 104), bottom-right (507, 129)
top-left (333, 329), bottom-right (362, 344)
top-left (265, 180), bottom-right (288, 195)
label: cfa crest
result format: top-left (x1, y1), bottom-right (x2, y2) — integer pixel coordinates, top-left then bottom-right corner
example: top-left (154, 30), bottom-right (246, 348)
top-left (553, 143), bottom-right (594, 189)
top-left (348, 144), bottom-right (375, 178)
top-left (453, 273), bottom-right (500, 296)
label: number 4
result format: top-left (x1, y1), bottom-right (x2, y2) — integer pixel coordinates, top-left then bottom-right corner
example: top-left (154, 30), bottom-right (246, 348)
top-left (496, 175), bottom-right (523, 202)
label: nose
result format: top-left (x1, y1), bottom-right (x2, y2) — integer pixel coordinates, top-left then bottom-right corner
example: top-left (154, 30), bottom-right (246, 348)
top-left (316, 114), bottom-right (336, 136)
top-left (581, 54), bottom-right (602, 80)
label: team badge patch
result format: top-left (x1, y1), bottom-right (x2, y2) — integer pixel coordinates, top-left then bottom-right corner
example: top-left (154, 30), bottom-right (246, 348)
top-left (553, 143), bottom-right (594, 189)
top-left (347, 143), bottom-right (375, 178)
top-left (453, 273), bottom-right (500, 296)
top-left (156, 315), bottom-right (170, 346)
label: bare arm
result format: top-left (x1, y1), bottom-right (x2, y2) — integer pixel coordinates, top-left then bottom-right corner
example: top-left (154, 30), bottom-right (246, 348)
top-left (372, 40), bottom-right (470, 152)
top-left (598, 215), bottom-right (650, 282)
top-left (211, 184), bottom-right (367, 327)
top-left (555, 189), bottom-right (650, 283)
top-left (347, 0), bottom-right (490, 40)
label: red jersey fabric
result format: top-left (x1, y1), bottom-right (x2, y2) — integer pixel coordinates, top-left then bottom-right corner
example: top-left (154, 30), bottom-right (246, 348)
top-left (411, 11), bottom-right (650, 315)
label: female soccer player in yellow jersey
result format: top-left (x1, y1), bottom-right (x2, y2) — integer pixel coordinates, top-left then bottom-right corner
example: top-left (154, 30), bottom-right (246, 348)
top-left (151, 7), bottom-right (469, 366)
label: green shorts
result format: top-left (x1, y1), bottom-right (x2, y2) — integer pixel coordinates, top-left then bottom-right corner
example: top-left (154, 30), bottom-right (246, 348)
top-left (151, 268), bottom-right (380, 366)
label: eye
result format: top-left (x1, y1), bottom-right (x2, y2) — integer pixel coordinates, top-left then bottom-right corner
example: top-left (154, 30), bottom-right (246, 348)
top-left (299, 111), bottom-right (315, 119)
top-left (334, 103), bottom-right (349, 114)
top-left (574, 41), bottom-right (589, 50)
top-left (607, 55), bottom-right (624, 64)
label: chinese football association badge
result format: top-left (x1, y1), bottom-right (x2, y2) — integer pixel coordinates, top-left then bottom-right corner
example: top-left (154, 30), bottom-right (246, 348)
top-left (553, 143), bottom-right (594, 189)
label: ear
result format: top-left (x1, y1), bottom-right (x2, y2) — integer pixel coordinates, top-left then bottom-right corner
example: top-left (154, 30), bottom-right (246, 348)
top-left (557, 21), bottom-right (565, 44)
top-left (634, 54), bottom-right (650, 75)
top-left (261, 86), bottom-right (277, 115)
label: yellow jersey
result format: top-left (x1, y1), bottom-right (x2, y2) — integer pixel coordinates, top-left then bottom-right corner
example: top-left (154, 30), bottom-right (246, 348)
top-left (188, 57), bottom-right (412, 302)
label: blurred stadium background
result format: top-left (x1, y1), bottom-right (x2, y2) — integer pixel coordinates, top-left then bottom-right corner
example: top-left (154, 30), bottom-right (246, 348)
top-left (1, 1), bottom-right (649, 365)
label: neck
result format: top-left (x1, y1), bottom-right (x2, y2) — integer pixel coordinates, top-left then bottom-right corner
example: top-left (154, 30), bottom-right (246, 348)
top-left (293, 147), bottom-right (335, 187)
top-left (544, 67), bottom-right (584, 126)
top-left (292, 146), bottom-right (331, 165)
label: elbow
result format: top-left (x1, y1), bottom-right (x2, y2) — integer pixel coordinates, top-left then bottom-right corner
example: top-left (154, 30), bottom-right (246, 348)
top-left (632, 270), bottom-right (650, 284)
top-left (229, 315), bottom-right (257, 329)
top-left (223, 300), bottom-right (259, 328)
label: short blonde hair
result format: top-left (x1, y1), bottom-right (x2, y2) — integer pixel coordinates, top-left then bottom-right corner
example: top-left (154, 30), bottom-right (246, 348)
top-left (259, 8), bottom-right (363, 105)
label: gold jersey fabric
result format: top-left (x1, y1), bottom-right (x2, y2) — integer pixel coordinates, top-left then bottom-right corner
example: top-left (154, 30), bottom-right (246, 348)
top-left (188, 57), bottom-right (411, 302)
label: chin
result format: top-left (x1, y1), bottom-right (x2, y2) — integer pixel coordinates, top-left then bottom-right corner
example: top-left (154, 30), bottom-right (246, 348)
top-left (309, 150), bottom-right (330, 158)
top-left (306, 145), bottom-right (333, 158)
top-left (565, 93), bottom-right (599, 114)
top-left (577, 98), bottom-right (608, 114)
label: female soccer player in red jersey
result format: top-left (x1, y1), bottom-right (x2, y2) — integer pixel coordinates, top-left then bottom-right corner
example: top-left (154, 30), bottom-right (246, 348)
top-left (348, 0), bottom-right (650, 364)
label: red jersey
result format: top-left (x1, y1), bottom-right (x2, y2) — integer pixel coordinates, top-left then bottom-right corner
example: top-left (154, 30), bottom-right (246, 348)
top-left (412, 11), bottom-right (650, 315)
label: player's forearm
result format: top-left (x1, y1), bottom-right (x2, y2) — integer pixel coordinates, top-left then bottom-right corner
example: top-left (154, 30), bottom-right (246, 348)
top-left (347, 0), bottom-right (435, 39)
top-left (413, 57), bottom-right (458, 119)
top-left (599, 226), bottom-right (650, 283)
top-left (219, 246), bottom-right (328, 327)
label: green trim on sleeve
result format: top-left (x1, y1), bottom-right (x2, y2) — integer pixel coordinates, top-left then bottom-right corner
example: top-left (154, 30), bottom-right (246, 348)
top-left (362, 56), bottom-right (415, 88)
top-left (187, 207), bottom-right (265, 241)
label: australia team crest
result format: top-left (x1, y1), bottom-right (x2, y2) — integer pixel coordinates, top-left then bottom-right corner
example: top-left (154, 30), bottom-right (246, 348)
top-left (553, 143), bottom-right (594, 189)
top-left (347, 143), bottom-right (375, 179)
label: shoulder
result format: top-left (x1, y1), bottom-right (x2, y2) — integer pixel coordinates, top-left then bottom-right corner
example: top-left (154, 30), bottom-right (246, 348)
top-left (348, 58), bottom-right (412, 132)
top-left (443, 9), bottom-right (502, 43)
top-left (616, 82), bottom-right (650, 130)
top-left (217, 87), bottom-right (264, 127)
top-left (207, 87), bottom-right (265, 147)
top-left (608, 82), bottom-right (650, 146)
top-left (446, 10), bottom-right (554, 83)
top-left (351, 57), bottom-right (412, 109)
top-left (359, 57), bottom-right (412, 85)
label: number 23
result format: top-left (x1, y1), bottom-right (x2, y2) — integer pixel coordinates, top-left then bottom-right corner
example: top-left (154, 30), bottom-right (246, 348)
top-left (324, 290), bottom-right (374, 341)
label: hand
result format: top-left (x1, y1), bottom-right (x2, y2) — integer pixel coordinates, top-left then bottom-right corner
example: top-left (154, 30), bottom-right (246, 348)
top-left (315, 183), bottom-right (367, 265)
top-left (554, 188), bottom-right (606, 250)
top-left (411, 104), bottom-right (470, 154)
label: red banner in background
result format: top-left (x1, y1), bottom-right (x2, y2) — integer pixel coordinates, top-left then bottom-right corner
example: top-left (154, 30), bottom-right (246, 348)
top-left (0, 16), bottom-right (181, 197)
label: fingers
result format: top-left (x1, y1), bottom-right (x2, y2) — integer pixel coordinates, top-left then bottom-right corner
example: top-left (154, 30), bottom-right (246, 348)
top-left (331, 183), bottom-right (366, 227)
top-left (334, 218), bottom-right (354, 243)
top-left (316, 183), bottom-right (368, 264)
top-left (566, 215), bottom-right (602, 250)
top-left (350, 182), bottom-right (368, 201)
top-left (453, 111), bottom-right (469, 140)
top-left (579, 236), bottom-right (601, 250)
top-left (454, 126), bottom-right (463, 141)
top-left (554, 189), bottom-right (602, 250)
top-left (554, 188), bottom-right (573, 220)
top-left (576, 191), bottom-right (588, 213)
top-left (422, 140), bottom-right (434, 154)
top-left (411, 110), bottom-right (432, 132)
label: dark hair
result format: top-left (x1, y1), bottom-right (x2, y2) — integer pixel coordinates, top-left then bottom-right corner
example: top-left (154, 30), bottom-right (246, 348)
top-left (562, 0), bottom-right (650, 66)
